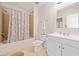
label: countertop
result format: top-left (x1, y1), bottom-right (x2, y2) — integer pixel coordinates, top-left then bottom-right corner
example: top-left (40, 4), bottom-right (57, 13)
top-left (48, 33), bottom-right (79, 42)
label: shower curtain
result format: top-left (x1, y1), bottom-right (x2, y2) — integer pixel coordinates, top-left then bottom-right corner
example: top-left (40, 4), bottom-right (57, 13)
top-left (8, 9), bottom-right (29, 43)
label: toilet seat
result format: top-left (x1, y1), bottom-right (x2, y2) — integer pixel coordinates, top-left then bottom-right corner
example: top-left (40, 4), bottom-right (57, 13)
top-left (32, 40), bottom-right (43, 46)
top-left (32, 40), bottom-right (44, 51)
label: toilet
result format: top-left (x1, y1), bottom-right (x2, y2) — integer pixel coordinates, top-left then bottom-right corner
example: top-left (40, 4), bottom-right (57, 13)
top-left (32, 40), bottom-right (44, 51)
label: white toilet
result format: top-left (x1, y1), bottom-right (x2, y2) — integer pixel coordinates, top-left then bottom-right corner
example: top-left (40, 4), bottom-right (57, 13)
top-left (32, 40), bottom-right (44, 51)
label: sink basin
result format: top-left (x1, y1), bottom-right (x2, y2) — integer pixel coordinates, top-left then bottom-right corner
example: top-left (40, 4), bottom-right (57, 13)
top-left (52, 32), bottom-right (70, 36)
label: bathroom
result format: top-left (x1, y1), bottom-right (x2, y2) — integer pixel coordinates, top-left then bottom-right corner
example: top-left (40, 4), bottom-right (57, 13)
top-left (0, 2), bottom-right (79, 56)
top-left (0, 2), bottom-right (48, 56)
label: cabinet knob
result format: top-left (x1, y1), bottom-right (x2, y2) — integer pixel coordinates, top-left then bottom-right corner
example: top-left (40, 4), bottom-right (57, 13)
top-left (62, 47), bottom-right (64, 49)
top-left (59, 46), bottom-right (60, 48)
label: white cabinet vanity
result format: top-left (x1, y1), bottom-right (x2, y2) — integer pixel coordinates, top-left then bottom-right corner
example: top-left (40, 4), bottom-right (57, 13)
top-left (45, 33), bottom-right (79, 56)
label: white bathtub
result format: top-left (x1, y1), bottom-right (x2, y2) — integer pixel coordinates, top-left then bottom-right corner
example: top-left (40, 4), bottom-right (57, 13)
top-left (0, 38), bottom-right (34, 56)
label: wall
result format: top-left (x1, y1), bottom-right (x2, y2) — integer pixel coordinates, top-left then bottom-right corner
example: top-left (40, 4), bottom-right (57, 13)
top-left (57, 3), bottom-right (79, 35)
top-left (38, 3), bottom-right (57, 36)
top-left (33, 6), bottom-right (39, 37)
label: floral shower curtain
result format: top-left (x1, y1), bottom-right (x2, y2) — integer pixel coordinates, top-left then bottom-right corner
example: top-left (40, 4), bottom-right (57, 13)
top-left (8, 9), bottom-right (29, 43)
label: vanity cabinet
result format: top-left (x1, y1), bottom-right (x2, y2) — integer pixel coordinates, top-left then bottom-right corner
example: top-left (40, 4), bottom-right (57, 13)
top-left (46, 36), bottom-right (79, 56)
top-left (46, 37), bottom-right (61, 56)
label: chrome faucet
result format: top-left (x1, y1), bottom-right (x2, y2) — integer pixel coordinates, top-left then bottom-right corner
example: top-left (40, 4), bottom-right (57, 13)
top-left (59, 32), bottom-right (69, 36)
top-left (63, 32), bottom-right (69, 36)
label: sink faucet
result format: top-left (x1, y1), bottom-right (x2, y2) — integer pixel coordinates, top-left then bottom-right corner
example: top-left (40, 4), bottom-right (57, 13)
top-left (59, 32), bottom-right (69, 36)
top-left (59, 32), bottom-right (62, 35)
top-left (63, 32), bottom-right (69, 36)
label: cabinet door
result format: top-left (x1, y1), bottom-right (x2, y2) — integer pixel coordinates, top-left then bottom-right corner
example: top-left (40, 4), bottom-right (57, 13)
top-left (62, 44), bottom-right (79, 56)
top-left (46, 37), bottom-right (61, 56)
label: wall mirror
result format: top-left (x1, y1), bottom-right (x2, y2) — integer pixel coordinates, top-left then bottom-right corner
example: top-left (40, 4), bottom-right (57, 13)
top-left (56, 2), bottom-right (79, 28)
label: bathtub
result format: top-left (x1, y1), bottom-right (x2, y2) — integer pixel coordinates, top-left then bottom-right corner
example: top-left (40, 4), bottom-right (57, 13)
top-left (0, 38), bottom-right (34, 56)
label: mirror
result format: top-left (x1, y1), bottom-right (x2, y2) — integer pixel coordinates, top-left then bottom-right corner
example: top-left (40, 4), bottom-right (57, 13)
top-left (57, 2), bottom-right (79, 28)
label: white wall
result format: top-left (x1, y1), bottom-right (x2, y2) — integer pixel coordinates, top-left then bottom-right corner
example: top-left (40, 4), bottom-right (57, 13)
top-left (33, 6), bottom-right (39, 37)
top-left (38, 3), bottom-right (57, 36)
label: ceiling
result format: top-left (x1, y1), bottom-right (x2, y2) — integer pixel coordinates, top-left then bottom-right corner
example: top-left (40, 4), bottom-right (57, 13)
top-left (57, 2), bottom-right (77, 11)
top-left (1, 2), bottom-right (46, 11)
top-left (1, 2), bottom-right (77, 12)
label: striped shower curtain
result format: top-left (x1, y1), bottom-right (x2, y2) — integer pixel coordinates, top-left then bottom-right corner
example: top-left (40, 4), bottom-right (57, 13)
top-left (8, 9), bottom-right (29, 43)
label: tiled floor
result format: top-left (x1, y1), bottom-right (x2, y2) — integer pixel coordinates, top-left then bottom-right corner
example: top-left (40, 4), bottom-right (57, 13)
top-left (0, 40), bottom-right (47, 56)
top-left (0, 44), bottom-right (47, 56)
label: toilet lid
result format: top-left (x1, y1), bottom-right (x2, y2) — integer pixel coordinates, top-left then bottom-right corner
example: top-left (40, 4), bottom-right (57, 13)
top-left (32, 40), bottom-right (43, 46)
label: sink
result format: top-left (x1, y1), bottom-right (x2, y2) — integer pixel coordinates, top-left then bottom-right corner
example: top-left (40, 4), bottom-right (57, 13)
top-left (53, 32), bottom-right (70, 36)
